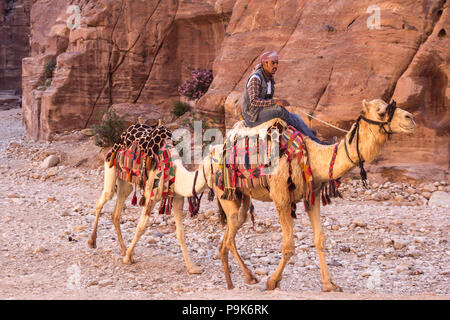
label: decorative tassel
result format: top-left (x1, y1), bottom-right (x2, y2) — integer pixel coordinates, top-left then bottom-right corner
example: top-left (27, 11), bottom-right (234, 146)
top-left (139, 195), bottom-right (146, 206)
top-left (159, 198), bottom-right (167, 215)
top-left (188, 197), bottom-right (194, 214)
top-left (131, 192), bottom-right (137, 206)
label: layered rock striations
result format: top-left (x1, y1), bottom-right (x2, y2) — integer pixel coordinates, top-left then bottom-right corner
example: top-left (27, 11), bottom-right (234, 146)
top-left (0, 0), bottom-right (32, 94)
top-left (19, 0), bottom-right (449, 170)
top-left (197, 0), bottom-right (449, 169)
top-left (22, 0), bottom-right (232, 140)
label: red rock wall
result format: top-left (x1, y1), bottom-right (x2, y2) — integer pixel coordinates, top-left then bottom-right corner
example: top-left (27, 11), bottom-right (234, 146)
top-left (20, 0), bottom-right (449, 171)
top-left (0, 0), bottom-right (32, 93)
top-left (22, 0), bottom-right (232, 140)
top-left (197, 0), bottom-right (449, 170)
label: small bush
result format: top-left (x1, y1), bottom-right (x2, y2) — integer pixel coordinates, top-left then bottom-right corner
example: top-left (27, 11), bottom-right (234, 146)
top-left (44, 61), bottom-right (56, 79)
top-left (91, 108), bottom-right (127, 147)
top-left (178, 67), bottom-right (213, 101)
top-left (172, 101), bottom-right (191, 117)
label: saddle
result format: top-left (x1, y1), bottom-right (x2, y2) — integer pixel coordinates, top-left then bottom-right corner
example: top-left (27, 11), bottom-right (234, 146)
top-left (216, 118), bottom-right (315, 217)
top-left (107, 122), bottom-right (175, 215)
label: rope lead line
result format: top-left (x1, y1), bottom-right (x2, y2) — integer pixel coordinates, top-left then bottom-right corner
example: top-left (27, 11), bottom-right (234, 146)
top-left (288, 105), bottom-right (350, 133)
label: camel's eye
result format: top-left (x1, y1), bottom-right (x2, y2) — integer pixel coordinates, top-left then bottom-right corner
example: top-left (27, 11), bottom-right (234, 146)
top-left (378, 111), bottom-right (386, 118)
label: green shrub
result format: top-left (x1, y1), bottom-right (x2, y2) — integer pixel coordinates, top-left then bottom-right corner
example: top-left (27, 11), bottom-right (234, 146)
top-left (44, 61), bottom-right (56, 79)
top-left (172, 101), bottom-right (191, 117)
top-left (91, 108), bottom-right (127, 147)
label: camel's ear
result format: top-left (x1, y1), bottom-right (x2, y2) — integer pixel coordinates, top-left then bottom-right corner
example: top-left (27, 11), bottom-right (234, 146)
top-left (362, 99), bottom-right (369, 114)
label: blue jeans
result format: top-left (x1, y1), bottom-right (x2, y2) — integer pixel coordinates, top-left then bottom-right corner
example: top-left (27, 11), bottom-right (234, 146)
top-left (244, 106), bottom-right (322, 144)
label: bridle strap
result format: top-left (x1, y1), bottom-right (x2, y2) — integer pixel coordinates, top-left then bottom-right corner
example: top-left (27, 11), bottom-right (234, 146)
top-left (344, 136), bottom-right (358, 166)
top-left (345, 100), bottom-right (398, 188)
top-left (360, 100), bottom-right (397, 137)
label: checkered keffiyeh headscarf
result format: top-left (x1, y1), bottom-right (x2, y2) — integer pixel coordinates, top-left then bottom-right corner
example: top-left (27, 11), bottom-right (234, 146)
top-left (260, 51), bottom-right (278, 63)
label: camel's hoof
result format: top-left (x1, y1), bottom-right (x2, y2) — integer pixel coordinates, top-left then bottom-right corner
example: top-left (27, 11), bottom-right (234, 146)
top-left (123, 255), bottom-right (134, 265)
top-left (188, 264), bottom-right (203, 274)
top-left (245, 275), bottom-right (259, 285)
top-left (322, 281), bottom-right (343, 292)
top-left (226, 283), bottom-right (235, 290)
top-left (87, 238), bottom-right (96, 249)
top-left (265, 279), bottom-right (277, 291)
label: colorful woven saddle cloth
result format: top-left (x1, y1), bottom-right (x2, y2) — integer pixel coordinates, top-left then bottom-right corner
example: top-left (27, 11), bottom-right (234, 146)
top-left (114, 141), bottom-right (176, 215)
top-left (216, 118), bottom-right (315, 215)
top-left (115, 141), bottom-right (149, 188)
top-left (106, 123), bottom-right (172, 167)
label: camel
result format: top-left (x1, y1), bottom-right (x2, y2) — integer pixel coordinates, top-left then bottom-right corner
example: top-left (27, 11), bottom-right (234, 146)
top-left (212, 99), bottom-right (415, 291)
top-left (87, 146), bottom-right (215, 274)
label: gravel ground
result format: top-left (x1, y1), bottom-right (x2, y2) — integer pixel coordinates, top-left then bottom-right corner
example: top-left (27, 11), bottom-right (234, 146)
top-left (0, 108), bottom-right (449, 300)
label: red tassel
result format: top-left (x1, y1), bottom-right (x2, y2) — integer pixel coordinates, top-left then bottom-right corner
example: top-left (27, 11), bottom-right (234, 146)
top-left (131, 192), bottom-right (137, 206)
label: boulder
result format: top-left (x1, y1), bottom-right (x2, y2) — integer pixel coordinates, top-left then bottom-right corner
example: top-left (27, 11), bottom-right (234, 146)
top-left (40, 155), bottom-right (60, 169)
top-left (428, 191), bottom-right (450, 208)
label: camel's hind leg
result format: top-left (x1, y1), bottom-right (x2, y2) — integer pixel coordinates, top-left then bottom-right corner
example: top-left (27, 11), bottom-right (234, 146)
top-left (266, 200), bottom-right (295, 290)
top-left (88, 162), bottom-right (116, 249)
top-left (307, 193), bottom-right (342, 292)
top-left (172, 196), bottom-right (203, 274)
top-left (218, 194), bottom-right (257, 289)
top-left (112, 179), bottom-right (133, 256)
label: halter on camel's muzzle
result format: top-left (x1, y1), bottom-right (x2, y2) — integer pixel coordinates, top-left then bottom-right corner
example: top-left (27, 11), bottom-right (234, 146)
top-left (346, 100), bottom-right (398, 188)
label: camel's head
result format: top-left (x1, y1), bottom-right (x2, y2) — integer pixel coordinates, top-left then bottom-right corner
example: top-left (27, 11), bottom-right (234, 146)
top-left (361, 99), bottom-right (415, 134)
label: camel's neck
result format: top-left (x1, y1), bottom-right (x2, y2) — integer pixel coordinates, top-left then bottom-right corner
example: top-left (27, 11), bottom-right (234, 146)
top-left (306, 120), bottom-right (388, 182)
top-left (172, 156), bottom-right (209, 198)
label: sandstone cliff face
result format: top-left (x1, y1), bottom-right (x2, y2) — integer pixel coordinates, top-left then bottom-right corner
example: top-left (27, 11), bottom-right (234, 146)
top-left (22, 0), bottom-right (231, 140)
top-left (197, 0), bottom-right (449, 169)
top-left (21, 0), bottom-right (448, 171)
top-left (0, 0), bottom-right (32, 94)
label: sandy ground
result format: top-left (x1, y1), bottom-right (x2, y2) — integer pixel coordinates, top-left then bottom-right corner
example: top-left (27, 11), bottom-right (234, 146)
top-left (0, 108), bottom-right (448, 300)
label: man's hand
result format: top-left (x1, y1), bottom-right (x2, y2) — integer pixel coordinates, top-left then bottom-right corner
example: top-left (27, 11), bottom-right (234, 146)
top-left (274, 99), bottom-right (290, 108)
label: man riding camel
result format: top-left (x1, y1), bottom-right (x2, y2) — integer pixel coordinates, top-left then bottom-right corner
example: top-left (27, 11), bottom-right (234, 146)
top-left (242, 51), bottom-right (336, 145)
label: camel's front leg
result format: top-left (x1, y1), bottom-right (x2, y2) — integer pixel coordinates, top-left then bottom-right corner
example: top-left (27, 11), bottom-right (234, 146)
top-left (88, 162), bottom-right (116, 249)
top-left (172, 196), bottom-right (203, 274)
top-left (307, 194), bottom-right (342, 292)
top-left (266, 202), bottom-right (294, 290)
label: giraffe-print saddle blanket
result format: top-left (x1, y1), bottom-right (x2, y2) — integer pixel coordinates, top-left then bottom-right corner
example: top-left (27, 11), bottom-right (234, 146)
top-left (106, 123), bottom-right (175, 214)
top-left (106, 123), bottom-right (172, 165)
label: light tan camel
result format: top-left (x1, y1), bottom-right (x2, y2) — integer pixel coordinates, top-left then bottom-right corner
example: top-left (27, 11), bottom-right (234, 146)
top-left (87, 148), bottom-right (214, 274)
top-left (213, 99), bottom-right (415, 291)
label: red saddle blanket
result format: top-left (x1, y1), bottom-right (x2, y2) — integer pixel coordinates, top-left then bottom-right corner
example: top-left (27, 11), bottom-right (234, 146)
top-left (115, 142), bottom-right (148, 188)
